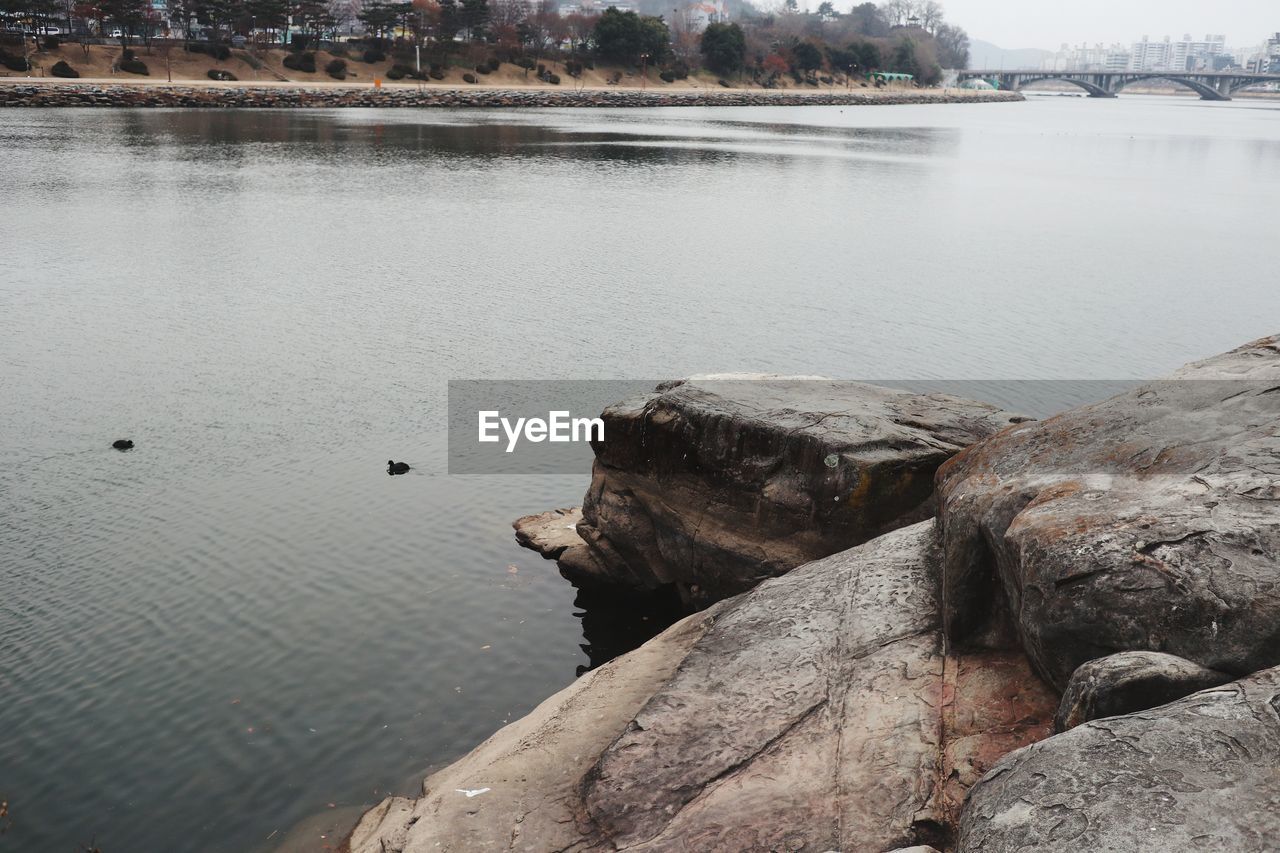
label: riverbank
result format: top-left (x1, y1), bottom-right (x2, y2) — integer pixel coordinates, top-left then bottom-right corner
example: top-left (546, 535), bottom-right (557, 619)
top-left (0, 79), bottom-right (1022, 108)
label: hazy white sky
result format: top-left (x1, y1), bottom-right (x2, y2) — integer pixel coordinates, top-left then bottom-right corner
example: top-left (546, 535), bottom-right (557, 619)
top-left (941, 0), bottom-right (1276, 49)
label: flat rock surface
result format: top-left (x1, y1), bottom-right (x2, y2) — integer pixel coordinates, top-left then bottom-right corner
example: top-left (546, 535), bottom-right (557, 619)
top-left (959, 665), bottom-right (1280, 852)
top-left (512, 507), bottom-right (585, 559)
top-left (938, 334), bottom-right (1280, 688)
top-left (571, 378), bottom-right (1026, 604)
top-left (346, 523), bottom-right (1056, 852)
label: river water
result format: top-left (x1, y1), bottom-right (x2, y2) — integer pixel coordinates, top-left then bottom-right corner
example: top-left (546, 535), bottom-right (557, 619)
top-left (1, 95), bottom-right (1277, 852)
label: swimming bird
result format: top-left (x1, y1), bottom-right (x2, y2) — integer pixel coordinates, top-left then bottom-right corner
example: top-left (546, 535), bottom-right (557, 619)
top-left (388, 460), bottom-right (410, 475)
top-left (112, 439), bottom-right (134, 450)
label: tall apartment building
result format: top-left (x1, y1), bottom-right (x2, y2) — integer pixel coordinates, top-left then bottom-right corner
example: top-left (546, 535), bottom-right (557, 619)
top-left (1129, 34), bottom-right (1226, 72)
top-left (1041, 43), bottom-right (1130, 72)
top-left (1265, 33), bottom-right (1280, 73)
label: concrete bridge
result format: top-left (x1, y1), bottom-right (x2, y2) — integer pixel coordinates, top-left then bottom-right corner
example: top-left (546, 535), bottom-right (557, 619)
top-left (957, 69), bottom-right (1280, 101)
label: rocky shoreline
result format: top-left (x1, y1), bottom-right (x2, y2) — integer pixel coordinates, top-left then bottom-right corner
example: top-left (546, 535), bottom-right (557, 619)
top-left (0, 82), bottom-right (1023, 109)
top-left (346, 334), bottom-right (1280, 853)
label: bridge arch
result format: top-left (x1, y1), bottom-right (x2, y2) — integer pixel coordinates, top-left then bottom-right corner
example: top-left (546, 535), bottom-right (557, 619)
top-left (1111, 74), bottom-right (1229, 101)
top-left (1015, 75), bottom-right (1113, 98)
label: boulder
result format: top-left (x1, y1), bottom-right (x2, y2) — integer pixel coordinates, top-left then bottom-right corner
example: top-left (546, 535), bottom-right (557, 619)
top-left (346, 523), bottom-right (1057, 852)
top-left (938, 334), bottom-right (1280, 688)
top-left (552, 378), bottom-right (1027, 605)
top-left (959, 665), bottom-right (1280, 852)
top-left (1054, 650), bottom-right (1233, 731)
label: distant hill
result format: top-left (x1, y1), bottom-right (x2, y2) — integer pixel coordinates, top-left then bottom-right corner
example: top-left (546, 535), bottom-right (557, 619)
top-left (968, 39), bottom-right (1053, 70)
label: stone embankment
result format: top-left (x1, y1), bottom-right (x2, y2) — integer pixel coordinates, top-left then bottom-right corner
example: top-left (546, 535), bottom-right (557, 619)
top-left (0, 82), bottom-right (1024, 109)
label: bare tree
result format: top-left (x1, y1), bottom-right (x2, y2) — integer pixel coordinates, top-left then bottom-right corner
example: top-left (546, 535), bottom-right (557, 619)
top-left (917, 0), bottom-right (943, 33)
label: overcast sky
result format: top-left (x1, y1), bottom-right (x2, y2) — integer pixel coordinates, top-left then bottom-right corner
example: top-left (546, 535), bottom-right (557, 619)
top-left (941, 0), bottom-right (1277, 50)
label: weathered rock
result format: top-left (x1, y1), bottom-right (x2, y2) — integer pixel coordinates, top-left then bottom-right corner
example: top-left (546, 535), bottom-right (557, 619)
top-left (564, 378), bottom-right (1026, 604)
top-left (959, 665), bottom-right (1280, 852)
top-left (346, 523), bottom-right (1057, 853)
top-left (1054, 650), bottom-right (1233, 731)
top-left (938, 334), bottom-right (1280, 688)
top-left (513, 506), bottom-right (608, 582)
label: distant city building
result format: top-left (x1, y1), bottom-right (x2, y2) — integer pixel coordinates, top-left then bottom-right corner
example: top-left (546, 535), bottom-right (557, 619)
top-left (1128, 34), bottom-right (1226, 72)
top-left (1256, 33), bottom-right (1280, 73)
top-left (1041, 43), bottom-right (1130, 73)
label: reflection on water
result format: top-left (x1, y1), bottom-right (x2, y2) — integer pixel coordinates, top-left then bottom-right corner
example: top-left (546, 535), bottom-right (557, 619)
top-left (1, 97), bottom-right (1278, 853)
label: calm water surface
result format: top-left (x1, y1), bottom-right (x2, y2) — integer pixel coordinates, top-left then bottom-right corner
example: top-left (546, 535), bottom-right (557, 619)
top-left (1, 95), bottom-right (1278, 852)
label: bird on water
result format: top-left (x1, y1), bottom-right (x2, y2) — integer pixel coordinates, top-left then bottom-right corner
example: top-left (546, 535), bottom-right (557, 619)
top-left (112, 439), bottom-right (134, 450)
top-left (388, 460), bottom-right (410, 475)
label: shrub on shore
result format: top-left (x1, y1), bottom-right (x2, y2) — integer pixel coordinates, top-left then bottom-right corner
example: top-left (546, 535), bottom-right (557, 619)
top-left (325, 58), bottom-right (348, 79)
top-left (463, 72), bottom-right (477, 83)
top-left (208, 68), bottom-right (236, 80)
top-left (120, 54), bottom-right (149, 75)
top-left (362, 49), bottom-right (385, 63)
top-left (486, 57), bottom-right (500, 71)
top-left (283, 51), bottom-right (316, 73)
top-left (186, 42), bottom-right (230, 60)
top-left (386, 63), bottom-right (421, 80)
top-left (51, 59), bottom-right (79, 77)
top-left (475, 64), bottom-right (490, 74)
top-left (0, 50), bottom-right (30, 72)
top-left (428, 68), bottom-right (445, 80)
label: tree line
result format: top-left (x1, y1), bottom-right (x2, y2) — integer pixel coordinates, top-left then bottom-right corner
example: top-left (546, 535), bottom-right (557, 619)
top-left (0, 0), bottom-right (970, 84)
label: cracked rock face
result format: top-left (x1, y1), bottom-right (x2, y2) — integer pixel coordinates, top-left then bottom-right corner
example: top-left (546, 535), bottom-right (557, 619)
top-left (938, 334), bottom-right (1280, 689)
top-left (345, 523), bottom-right (1056, 853)
top-left (959, 665), bottom-right (1280, 853)
top-left (568, 378), bottom-right (1026, 605)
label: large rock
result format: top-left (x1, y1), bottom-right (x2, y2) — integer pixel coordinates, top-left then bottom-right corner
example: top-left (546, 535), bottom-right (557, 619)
top-left (938, 334), bottom-right (1280, 688)
top-left (959, 665), bottom-right (1280, 852)
top-left (541, 378), bottom-right (1026, 605)
top-left (346, 523), bottom-right (1056, 853)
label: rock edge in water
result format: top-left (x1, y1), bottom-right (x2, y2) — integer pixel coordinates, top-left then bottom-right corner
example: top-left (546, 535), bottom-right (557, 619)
top-left (350, 333), bottom-right (1280, 853)
top-left (346, 523), bottom-right (1057, 853)
top-left (534, 377), bottom-right (1028, 606)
